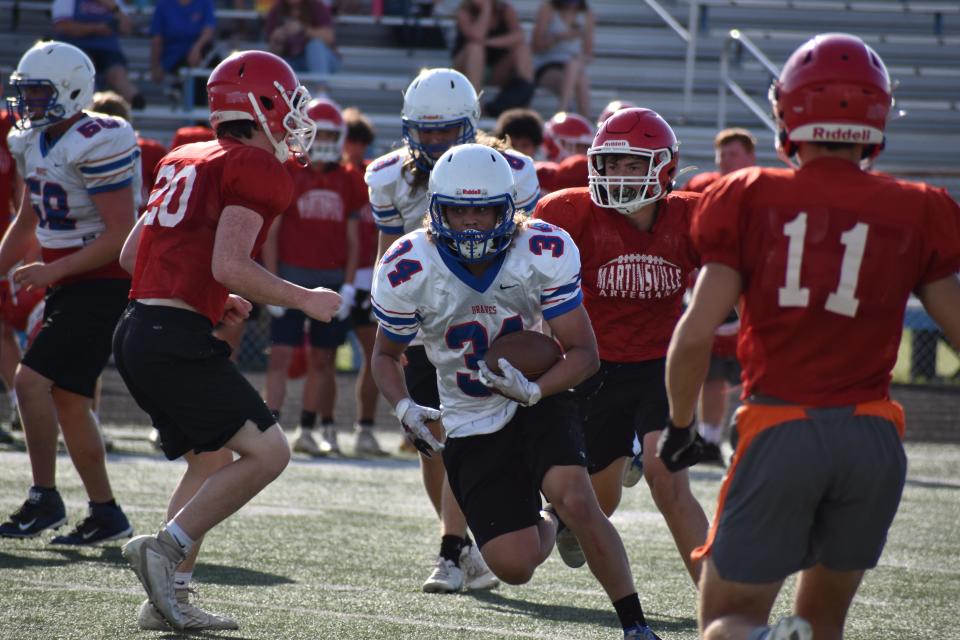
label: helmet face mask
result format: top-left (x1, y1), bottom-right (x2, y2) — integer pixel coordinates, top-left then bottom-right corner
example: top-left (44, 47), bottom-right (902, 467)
top-left (588, 108), bottom-right (679, 215)
top-left (428, 144), bottom-right (517, 264)
top-left (306, 97), bottom-right (345, 164)
top-left (401, 68), bottom-right (480, 171)
top-left (7, 41), bottom-right (95, 130)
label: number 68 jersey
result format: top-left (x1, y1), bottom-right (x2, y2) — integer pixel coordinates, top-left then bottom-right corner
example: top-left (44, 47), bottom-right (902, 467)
top-left (372, 222), bottom-right (582, 438)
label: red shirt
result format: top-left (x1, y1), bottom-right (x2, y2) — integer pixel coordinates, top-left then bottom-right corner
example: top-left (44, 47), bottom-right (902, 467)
top-left (683, 171), bottom-right (720, 193)
top-left (693, 157), bottom-right (960, 406)
top-left (536, 160), bottom-right (560, 194)
top-left (0, 112), bottom-right (16, 232)
top-left (538, 156), bottom-right (589, 195)
top-left (131, 138), bottom-right (293, 324)
top-left (138, 136), bottom-right (168, 203)
top-left (278, 161), bottom-right (367, 270)
top-left (349, 161), bottom-right (377, 270)
top-left (534, 188), bottom-right (701, 362)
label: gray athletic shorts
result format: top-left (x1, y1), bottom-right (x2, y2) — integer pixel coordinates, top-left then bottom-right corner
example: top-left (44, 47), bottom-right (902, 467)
top-left (705, 398), bottom-right (907, 583)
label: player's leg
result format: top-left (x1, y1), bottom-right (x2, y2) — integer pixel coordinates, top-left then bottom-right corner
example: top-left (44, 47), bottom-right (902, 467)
top-left (0, 322), bottom-right (21, 436)
top-left (353, 321), bottom-right (379, 427)
top-left (790, 565), bottom-right (862, 640)
top-left (699, 557), bottom-right (784, 639)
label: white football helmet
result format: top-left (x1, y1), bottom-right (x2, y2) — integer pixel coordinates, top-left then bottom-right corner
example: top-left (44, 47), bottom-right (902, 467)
top-left (428, 143), bottom-right (517, 263)
top-left (402, 68), bottom-right (480, 170)
top-left (7, 41), bottom-right (95, 130)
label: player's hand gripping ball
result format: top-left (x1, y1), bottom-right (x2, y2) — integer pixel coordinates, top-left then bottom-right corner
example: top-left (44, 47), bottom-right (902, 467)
top-left (482, 330), bottom-right (562, 380)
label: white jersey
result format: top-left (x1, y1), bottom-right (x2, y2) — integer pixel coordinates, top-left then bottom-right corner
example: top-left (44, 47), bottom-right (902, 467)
top-left (365, 145), bottom-right (541, 235)
top-left (372, 222), bottom-right (582, 438)
top-left (8, 112), bottom-right (141, 250)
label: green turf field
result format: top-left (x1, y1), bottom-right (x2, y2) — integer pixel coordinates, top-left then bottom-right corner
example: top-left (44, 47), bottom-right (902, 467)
top-left (1, 431), bottom-right (958, 639)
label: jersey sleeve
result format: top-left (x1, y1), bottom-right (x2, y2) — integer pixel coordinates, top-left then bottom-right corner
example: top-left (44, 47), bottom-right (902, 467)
top-left (919, 187), bottom-right (960, 285)
top-left (364, 151), bottom-right (405, 234)
top-left (222, 148), bottom-right (294, 219)
top-left (691, 172), bottom-right (746, 271)
top-left (6, 128), bottom-right (28, 178)
top-left (504, 149), bottom-right (541, 213)
top-left (525, 223), bottom-right (583, 320)
top-left (69, 117), bottom-right (141, 195)
top-left (531, 190), bottom-right (583, 243)
top-left (370, 235), bottom-right (426, 343)
top-left (345, 164), bottom-right (369, 216)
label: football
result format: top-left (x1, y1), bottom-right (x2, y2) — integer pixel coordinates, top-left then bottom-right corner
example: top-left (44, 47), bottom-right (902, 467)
top-left (483, 330), bottom-right (563, 380)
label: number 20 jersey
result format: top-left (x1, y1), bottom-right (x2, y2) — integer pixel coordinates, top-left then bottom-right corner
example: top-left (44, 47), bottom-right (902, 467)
top-left (129, 139), bottom-right (293, 324)
top-left (371, 223), bottom-right (582, 438)
top-left (8, 113), bottom-right (141, 282)
top-left (694, 157), bottom-right (960, 406)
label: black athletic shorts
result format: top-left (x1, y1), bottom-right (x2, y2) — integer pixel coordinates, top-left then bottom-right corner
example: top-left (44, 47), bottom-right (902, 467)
top-left (113, 302), bottom-right (277, 460)
top-left (442, 392), bottom-right (587, 549)
top-left (404, 344), bottom-right (440, 410)
top-left (350, 289), bottom-right (375, 328)
top-left (573, 358), bottom-right (669, 474)
top-left (22, 278), bottom-right (130, 398)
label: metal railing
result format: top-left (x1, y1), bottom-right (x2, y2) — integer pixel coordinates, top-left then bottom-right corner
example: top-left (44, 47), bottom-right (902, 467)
top-left (716, 29), bottom-right (778, 133)
top-left (641, 0), bottom-right (696, 119)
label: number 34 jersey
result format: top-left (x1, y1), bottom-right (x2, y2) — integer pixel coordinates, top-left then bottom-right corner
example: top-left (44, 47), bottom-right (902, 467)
top-left (694, 157), bottom-right (960, 406)
top-left (8, 113), bottom-right (141, 281)
top-left (129, 139), bottom-right (293, 324)
top-left (372, 223), bottom-right (582, 438)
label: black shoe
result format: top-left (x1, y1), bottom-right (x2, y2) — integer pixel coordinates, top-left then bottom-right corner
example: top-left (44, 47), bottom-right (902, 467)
top-left (0, 488), bottom-right (67, 538)
top-left (700, 442), bottom-right (724, 466)
top-left (50, 503), bottom-right (133, 546)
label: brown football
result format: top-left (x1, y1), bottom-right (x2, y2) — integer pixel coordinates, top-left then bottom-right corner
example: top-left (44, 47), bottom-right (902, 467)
top-left (483, 330), bottom-right (563, 380)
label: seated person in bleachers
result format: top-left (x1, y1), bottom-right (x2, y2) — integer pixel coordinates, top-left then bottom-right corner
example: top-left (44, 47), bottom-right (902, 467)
top-left (52, 0), bottom-right (144, 109)
top-left (452, 0), bottom-right (535, 117)
top-left (265, 0), bottom-right (341, 78)
top-left (150, 0), bottom-right (218, 106)
top-left (492, 107), bottom-right (543, 160)
top-left (532, 0), bottom-right (594, 117)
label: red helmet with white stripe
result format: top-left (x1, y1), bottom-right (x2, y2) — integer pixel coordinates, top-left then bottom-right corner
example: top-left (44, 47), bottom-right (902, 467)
top-left (543, 112), bottom-right (594, 162)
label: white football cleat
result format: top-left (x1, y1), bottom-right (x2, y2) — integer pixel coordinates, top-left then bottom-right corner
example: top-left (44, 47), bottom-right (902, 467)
top-left (122, 529), bottom-right (186, 630)
top-left (422, 557), bottom-right (464, 593)
top-left (622, 453), bottom-right (644, 487)
top-left (138, 588), bottom-right (239, 631)
top-left (354, 425), bottom-right (388, 457)
top-left (767, 616), bottom-right (812, 640)
top-left (292, 428), bottom-right (326, 457)
top-left (318, 426), bottom-right (341, 455)
top-left (459, 543), bottom-right (499, 590)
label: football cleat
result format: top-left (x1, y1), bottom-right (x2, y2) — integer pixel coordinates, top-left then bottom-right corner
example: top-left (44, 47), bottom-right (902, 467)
top-left (622, 453), bottom-right (644, 487)
top-left (292, 428), bottom-right (326, 457)
top-left (542, 503), bottom-right (586, 568)
top-left (354, 425), bottom-right (388, 457)
top-left (766, 616), bottom-right (812, 640)
top-left (0, 488), bottom-right (67, 538)
top-left (318, 425), bottom-right (341, 455)
top-left (624, 625), bottom-right (663, 640)
top-left (138, 588), bottom-right (239, 631)
top-left (122, 528), bottom-right (187, 631)
top-left (459, 543), bottom-right (499, 591)
top-left (50, 503), bottom-right (133, 546)
top-left (422, 557), bottom-right (464, 593)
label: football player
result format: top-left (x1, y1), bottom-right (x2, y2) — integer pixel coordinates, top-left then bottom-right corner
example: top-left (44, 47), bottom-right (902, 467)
top-left (372, 143), bottom-right (662, 640)
top-left (261, 97), bottom-right (369, 457)
top-left (663, 33), bottom-right (960, 640)
top-left (114, 50), bottom-right (339, 632)
top-left (533, 108), bottom-right (711, 585)
top-left (0, 41), bottom-right (137, 545)
top-left (365, 67), bottom-right (539, 594)
top-left (537, 110), bottom-right (593, 194)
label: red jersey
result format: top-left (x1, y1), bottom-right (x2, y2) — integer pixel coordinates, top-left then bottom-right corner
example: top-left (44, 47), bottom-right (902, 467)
top-left (534, 188), bottom-right (701, 362)
top-left (0, 112), bottom-right (16, 232)
top-left (552, 155), bottom-right (588, 192)
top-left (138, 136), bottom-right (168, 203)
top-left (278, 161), bottom-right (367, 270)
top-left (130, 138), bottom-right (293, 324)
top-left (693, 157), bottom-right (960, 406)
top-left (536, 160), bottom-right (560, 194)
top-left (683, 171), bottom-right (720, 193)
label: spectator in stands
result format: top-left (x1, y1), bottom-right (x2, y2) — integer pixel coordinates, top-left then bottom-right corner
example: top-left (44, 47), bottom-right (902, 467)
top-left (532, 0), bottom-right (594, 117)
top-left (492, 107), bottom-right (543, 159)
top-left (452, 0), bottom-right (535, 117)
top-left (52, 0), bottom-right (145, 109)
top-left (683, 127), bottom-right (756, 193)
top-left (150, 0), bottom-right (218, 106)
top-left (265, 0), bottom-right (341, 78)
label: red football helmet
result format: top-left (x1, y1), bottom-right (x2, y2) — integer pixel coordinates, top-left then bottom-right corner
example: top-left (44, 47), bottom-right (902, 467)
top-left (588, 108), bottom-right (678, 214)
top-left (170, 125), bottom-right (215, 149)
top-left (596, 99), bottom-right (637, 127)
top-left (306, 97), bottom-right (345, 163)
top-left (207, 50), bottom-right (316, 164)
top-left (543, 112), bottom-right (594, 162)
top-left (770, 33), bottom-right (892, 161)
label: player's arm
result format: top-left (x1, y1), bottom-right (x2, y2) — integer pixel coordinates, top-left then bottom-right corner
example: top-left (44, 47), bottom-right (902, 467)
top-left (119, 211), bottom-right (146, 274)
top-left (0, 181), bottom-right (39, 274)
top-left (917, 274), bottom-right (960, 352)
top-left (666, 262), bottom-right (742, 427)
top-left (16, 185), bottom-right (136, 289)
top-left (540, 305), bottom-right (599, 395)
top-left (344, 214), bottom-right (359, 288)
top-left (260, 215), bottom-right (281, 276)
top-left (376, 230), bottom-right (401, 262)
top-left (212, 205), bottom-right (340, 321)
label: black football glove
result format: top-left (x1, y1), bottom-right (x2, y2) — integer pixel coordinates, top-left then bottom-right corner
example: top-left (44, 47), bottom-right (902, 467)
top-left (656, 420), bottom-right (704, 472)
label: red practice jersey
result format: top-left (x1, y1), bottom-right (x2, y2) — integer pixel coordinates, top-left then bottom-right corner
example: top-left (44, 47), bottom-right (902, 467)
top-left (278, 161), bottom-right (367, 270)
top-left (682, 171), bottom-right (720, 193)
top-left (534, 188), bottom-right (701, 362)
top-left (138, 136), bottom-right (168, 203)
top-left (130, 138), bottom-right (293, 324)
top-left (694, 157), bottom-right (960, 406)
top-left (0, 112), bottom-right (16, 233)
top-left (536, 155), bottom-right (588, 195)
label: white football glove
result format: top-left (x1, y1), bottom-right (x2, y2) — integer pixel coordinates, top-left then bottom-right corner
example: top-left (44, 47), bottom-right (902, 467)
top-left (336, 283), bottom-right (356, 322)
top-left (476, 358), bottom-right (543, 407)
top-left (394, 398), bottom-right (444, 457)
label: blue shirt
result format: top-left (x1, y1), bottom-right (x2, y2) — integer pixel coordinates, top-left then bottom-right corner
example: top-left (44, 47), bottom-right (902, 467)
top-left (150, 0), bottom-right (217, 71)
top-left (52, 0), bottom-right (125, 53)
